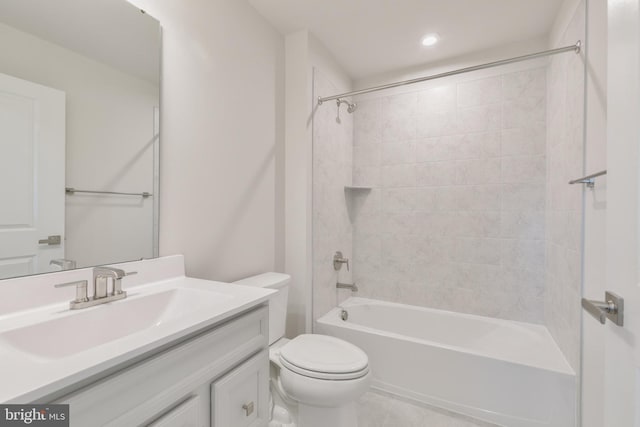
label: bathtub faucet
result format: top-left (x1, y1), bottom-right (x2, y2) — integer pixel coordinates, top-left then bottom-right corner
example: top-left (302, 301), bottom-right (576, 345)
top-left (337, 282), bottom-right (358, 292)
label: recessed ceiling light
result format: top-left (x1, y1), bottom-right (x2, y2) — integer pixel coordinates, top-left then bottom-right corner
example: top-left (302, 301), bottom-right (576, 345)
top-left (421, 34), bottom-right (440, 47)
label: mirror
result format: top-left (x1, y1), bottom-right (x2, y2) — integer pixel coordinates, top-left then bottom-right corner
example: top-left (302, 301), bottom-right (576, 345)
top-left (0, 0), bottom-right (161, 279)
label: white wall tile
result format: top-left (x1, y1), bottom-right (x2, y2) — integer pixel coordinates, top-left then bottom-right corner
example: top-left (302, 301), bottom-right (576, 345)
top-left (416, 161), bottom-right (457, 186)
top-left (382, 188), bottom-right (418, 212)
top-left (455, 158), bottom-right (502, 185)
top-left (502, 127), bottom-right (546, 156)
top-left (354, 143), bottom-right (381, 167)
top-left (452, 211), bottom-right (501, 238)
top-left (383, 113), bottom-right (417, 142)
top-left (503, 97), bottom-right (546, 129)
top-left (501, 155), bottom-right (546, 183)
top-left (415, 136), bottom-right (460, 162)
top-left (381, 141), bottom-right (416, 165)
top-left (502, 182), bottom-right (545, 211)
top-left (382, 164), bottom-right (417, 187)
top-left (381, 212), bottom-right (417, 235)
top-left (501, 210), bottom-right (545, 239)
top-left (457, 104), bottom-right (502, 134)
top-left (414, 188), bottom-right (438, 212)
top-left (347, 62), bottom-right (550, 324)
top-left (501, 239), bottom-right (545, 271)
top-left (451, 238), bottom-right (501, 265)
top-left (416, 110), bottom-right (457, 138)
top-left (382, 93), bottom-right (417, 142)
top-left (544, 0), bottom-right (586, 373)
top-left (457, 76), bottom-right (502, 108)
top-left (458, 132), bottom-right (502, 159)
top-left (417, 85), bottom-right (456, 114)
top-left (354, 99), bottom-right (382, 145)
top-left (503, 68), bottom-right (547, 101)
top-left (353, 165), bottom-right (381, 187)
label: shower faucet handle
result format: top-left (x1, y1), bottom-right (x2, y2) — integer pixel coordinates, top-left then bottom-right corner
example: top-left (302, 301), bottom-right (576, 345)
top-left (333, 251), bottom-right (350, 271)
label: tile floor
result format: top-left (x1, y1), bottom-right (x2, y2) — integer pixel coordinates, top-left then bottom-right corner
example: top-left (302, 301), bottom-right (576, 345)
top-left (357, 391), bottom-right (499, 427)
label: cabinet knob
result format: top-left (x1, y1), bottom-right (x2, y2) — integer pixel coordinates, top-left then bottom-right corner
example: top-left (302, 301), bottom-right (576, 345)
top-left (242, 401), bottom-right (254, 416)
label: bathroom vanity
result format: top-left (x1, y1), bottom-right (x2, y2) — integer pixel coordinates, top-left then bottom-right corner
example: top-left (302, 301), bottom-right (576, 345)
top-left (0, 255), bottom-right (274, 427)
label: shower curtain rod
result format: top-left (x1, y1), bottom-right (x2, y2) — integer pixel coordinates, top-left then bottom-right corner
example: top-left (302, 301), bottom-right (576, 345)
top-left (317, 41), bottom-right (581, 104)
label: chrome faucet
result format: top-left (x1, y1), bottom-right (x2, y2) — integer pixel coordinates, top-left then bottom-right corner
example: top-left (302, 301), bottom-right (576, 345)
top-left (337, 282), bottom-right (358, 292)
top-left (93, 267), bottom-right (129, 298)
top-left (55, 267), bottom-right (136, 309)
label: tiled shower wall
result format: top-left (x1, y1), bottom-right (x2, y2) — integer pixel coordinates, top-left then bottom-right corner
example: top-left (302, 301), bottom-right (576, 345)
top-left (350, 66), bottom-right (548, 323)
top-left (545, 1), bottom-right (585, 372)
top-left (312, 69), bottom-right (354, 319)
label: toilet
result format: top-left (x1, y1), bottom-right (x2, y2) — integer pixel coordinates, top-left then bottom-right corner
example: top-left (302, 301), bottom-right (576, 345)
top-left (234, 273), bottom-right (371, 427)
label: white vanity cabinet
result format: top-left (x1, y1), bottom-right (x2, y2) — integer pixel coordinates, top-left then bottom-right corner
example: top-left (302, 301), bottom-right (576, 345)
top-left (148, 396), bottom-right (201, 427)
top-left (211, 352), bottom-right (269, 427)
top-left (53, 305), bottom-right (269, 427)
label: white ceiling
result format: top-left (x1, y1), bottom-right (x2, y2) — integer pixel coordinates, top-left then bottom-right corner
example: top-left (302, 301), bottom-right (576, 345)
top-left (249, 0), bottom-right (565, 79)
top-left (0, 0), bottom-right (160, 84)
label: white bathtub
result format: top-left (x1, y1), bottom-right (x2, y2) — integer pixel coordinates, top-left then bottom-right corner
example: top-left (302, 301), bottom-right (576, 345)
top-left (316, 297), bottom-right (576, 427)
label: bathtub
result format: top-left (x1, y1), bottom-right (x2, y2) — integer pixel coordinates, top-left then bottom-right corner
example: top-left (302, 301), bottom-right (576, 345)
top-left (316, 297), bottom-right (576, 427)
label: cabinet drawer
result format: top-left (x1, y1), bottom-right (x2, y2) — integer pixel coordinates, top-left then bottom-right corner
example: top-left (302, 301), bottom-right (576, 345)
top-left (211, 350), bottom-right (269, 427)
top-left (148, 395), bottom-right (200, 427)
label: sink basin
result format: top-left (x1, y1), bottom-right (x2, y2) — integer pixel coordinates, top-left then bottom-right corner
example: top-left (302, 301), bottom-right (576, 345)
top-left (0, 288), bottom-right (233, 359)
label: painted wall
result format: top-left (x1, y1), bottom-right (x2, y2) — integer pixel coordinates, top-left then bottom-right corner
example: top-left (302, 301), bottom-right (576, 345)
top-left (0, 22), bottom-right (158, 269)
top-left (350, 66), bottom-right (547, 323)
top-left (127, 0), bottom-right (285, 282)
top-left (544, 0), bottom-right (586, 374)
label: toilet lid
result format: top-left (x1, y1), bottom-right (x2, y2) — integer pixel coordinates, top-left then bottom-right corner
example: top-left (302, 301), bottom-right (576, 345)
top-left (279, 334), bottom-right (369, 380)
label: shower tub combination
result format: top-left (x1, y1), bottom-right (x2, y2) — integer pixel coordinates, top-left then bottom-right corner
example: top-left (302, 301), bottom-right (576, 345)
top-left (317, 297), bottom-right (575, 427)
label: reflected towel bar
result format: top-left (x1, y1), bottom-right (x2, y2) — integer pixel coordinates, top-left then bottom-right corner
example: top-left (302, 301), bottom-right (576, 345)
top-left (66, 187), bottom-right (152, 198)
top-left (568, 170), bottom-right (607, 188)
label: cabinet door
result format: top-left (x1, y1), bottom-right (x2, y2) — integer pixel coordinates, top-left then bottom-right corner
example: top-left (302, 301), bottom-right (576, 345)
top-left (211, 351), bottom-right (269, 427)
top-left (148, 396), bottom-right (200, 427)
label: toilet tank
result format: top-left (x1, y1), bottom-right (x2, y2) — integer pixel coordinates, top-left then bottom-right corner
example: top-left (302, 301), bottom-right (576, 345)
top-left (233, 272), bottom-right (291, 345)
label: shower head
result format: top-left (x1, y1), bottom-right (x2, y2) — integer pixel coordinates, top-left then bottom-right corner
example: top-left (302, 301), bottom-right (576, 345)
top-left (337, 98), bottom-right (357, 114)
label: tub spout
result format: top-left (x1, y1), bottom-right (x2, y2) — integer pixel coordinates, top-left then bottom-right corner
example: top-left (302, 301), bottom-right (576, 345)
top-left (337, 282), bottom-right (358, 292)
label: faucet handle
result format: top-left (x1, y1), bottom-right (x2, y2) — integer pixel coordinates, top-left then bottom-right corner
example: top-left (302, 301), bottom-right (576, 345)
top-left (112, 271), bottom-right (137, 295)
top-left (55, 280), bottom-right (89, 304)
top-left (333, 251), bottom-right (350, 271)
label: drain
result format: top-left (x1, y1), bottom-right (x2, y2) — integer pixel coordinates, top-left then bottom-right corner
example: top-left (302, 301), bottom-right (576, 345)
top-left (340, 309), bottom-right (349, 321)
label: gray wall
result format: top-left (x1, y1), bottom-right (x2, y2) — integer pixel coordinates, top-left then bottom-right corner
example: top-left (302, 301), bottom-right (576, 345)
top-left (129, 0), bottom-right (285, 281)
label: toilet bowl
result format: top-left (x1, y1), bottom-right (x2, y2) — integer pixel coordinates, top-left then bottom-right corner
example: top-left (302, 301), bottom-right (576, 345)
top-left (234, 273), bottom-right (371, 427)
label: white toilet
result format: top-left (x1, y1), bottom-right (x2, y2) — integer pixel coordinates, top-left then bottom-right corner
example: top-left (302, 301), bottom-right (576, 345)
top-left (234, 273), bottom-right (371, 427)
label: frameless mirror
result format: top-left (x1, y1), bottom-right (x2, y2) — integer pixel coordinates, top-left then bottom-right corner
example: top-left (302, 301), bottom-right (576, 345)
top-left (0, 0), bottom-right (161, 279)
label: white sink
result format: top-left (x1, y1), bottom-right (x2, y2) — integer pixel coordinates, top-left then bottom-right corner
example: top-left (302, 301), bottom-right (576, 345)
top-left (0, 287), bottom-right (233, 359)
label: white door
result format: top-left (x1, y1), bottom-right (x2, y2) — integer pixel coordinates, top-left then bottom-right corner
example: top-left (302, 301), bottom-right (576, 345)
top-left (0, 73), bottom-right (65, 279)
top-left (603, 0), bottom-right (640, 424)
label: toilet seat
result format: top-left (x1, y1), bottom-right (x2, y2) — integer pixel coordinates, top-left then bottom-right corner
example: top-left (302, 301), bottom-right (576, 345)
top-left (279, 334), bottom-right (369, 380)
